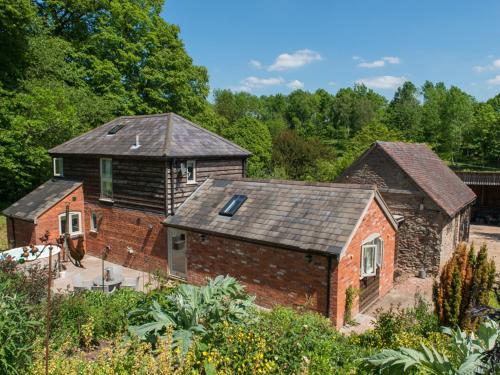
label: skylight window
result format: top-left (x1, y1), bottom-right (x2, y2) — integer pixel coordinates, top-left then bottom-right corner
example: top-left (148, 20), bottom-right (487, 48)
top-left (107, 124), bottom-right (125, 135)
top-left (219, 195), bottom-right (247, 217)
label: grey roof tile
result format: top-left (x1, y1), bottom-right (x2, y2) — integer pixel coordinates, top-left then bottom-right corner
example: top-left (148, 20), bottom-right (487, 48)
top-left (165, 178), bottom-right (377, 254)
top-left (2, 179), bottom-right (82, 222)
top-left (49, 113), bottom-right (251, 158)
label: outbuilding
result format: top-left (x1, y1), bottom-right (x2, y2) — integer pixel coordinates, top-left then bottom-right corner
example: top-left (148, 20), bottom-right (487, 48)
top-left (165, 178), bottom-right (397, 327)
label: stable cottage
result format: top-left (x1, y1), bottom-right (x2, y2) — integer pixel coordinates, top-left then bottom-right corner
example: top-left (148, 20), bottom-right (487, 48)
top-left (337, 141), bottom-right (476, 277)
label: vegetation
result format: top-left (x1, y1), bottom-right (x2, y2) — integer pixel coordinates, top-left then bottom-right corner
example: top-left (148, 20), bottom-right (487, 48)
top-left (1, 0), bottom-right (500, 207)
top-left (0, 216), bottom-right (7, 251)
top-left (433, 242), bottom-right (496, 329)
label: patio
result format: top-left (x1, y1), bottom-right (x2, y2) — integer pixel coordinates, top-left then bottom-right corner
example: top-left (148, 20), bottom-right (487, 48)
top-left (52, 255), bottom-right (160, 294)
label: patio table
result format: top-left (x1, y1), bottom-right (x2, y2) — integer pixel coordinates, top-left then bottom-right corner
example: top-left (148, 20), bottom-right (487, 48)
top-left (92, 275), bottom-right (123, 292)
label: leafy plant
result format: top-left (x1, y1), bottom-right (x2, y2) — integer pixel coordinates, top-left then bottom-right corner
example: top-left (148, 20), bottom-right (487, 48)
top-left (363, 318), bottom-right (500, 374)
top-left (128, 275), bottom-right (255, 354)
top-left (344, 285), bottom-right (359, 325)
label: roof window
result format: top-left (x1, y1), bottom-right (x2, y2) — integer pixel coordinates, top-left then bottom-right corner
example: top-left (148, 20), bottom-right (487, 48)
top-left (219, 195), bottom-right (247, 217)
top-left (107, 124), bottom-right (125, 135)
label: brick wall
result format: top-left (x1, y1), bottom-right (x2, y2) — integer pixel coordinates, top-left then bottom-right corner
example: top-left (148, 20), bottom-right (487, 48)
top-left (330, 198), bottom-right (396, 327)
top-left (84, 203), bottom-right (168, 272)
top-left (36, 185), bottom-right (85, 245)
top-left (184, 232), bottom-right (330, 315)
top-left (6, 217), bottom-right (36, 248)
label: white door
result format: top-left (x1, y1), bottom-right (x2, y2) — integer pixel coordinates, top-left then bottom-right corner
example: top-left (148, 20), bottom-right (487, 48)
top-left (168, 228), bottom-right (187, 278)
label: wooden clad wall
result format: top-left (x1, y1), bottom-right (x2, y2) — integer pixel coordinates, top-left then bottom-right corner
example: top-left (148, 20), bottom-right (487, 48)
top-left (63, 156), bottom-right (165, 214)
top-left (168, 158), bottom-right (244, 212)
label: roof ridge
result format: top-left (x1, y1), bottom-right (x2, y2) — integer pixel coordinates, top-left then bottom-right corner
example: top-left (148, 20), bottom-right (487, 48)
top-left (213, 176), bottom-right (377, 191)
top-left (163, 113), bottom-right (174, 157)
top-left (120, 113), bottom-right (171, 119)
top-left (168, 113), bottom-right (251, 156)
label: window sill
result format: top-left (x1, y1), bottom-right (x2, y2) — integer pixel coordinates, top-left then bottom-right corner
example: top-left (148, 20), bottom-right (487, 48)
top-left (186, 181), bottom-right (197, 185)
top-left (168, 274), bottom-right (187, 282)
top-left (89, 230), bottom-right (98, 234)
top-left (99, 198), bottom-right (114, 204)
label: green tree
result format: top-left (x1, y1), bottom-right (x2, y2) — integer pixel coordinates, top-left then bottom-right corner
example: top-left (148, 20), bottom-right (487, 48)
top-left (221, 116), bottom-right (272, 176)
top-left (386, 81), bottom-right (422, 140)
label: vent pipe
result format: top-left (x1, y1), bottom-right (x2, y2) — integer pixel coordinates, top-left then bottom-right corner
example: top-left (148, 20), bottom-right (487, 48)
top-left (131, 134), bottom-right (141, 149)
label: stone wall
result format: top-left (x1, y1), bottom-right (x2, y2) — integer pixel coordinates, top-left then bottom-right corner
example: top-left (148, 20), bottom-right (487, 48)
top-left (336, 147), bottom-right (451, 276)
top-left (440, 205), bottom-right (471, 268)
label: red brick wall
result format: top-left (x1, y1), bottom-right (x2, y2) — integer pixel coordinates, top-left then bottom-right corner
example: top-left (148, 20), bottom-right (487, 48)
top-left (36, 185), bottom-right (85, 245)
top-left (6, 217), bottom-right (36, 248)
top-left (84, 203), bottom-right (168, 272)
top-left (330, 198), bottom-right (396, 327)
top-left (184, 232), bottom-right (330, 315)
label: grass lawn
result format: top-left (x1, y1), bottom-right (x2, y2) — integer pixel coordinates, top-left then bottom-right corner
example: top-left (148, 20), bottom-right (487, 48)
top-left (0, 215), bottom-right (7, 251)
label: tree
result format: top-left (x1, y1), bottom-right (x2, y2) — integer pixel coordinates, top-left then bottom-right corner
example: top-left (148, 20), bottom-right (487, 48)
top-left (433, 243), bottom-right (496, 329)
top-left (213, 89), bottom-right (263, 124)
top-left (272, 130), bottom-right (333, 180)
top-left (221, 116), bottom-right (272, 176)
top-left (386, 81), bottom-right (422, 140)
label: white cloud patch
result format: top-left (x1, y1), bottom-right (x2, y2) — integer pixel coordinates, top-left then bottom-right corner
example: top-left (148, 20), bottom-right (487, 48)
top-left (268, 49), bottom-right (322, 71)
top-left (382, 56), bottom-right (400, 64)
top-left (358, 56), bottom-right (400, 68)
top-left (287, 80), bottom-right (304, 90)
top-left (234, 76), bottom-right (284, 92)
top-left (249, 60), bottom-right (262, 69)
top-left (352, 56), bottom-right (360, 61)
top-left (473, 59), bottom-right (500, 72)
top-left (355, 75), bottom-right (407, 89)
top-left (358, 60), bottom-right (385, 68)
top-left (328, 81), bottom-right (337, 86)
top-left (487, 75), bottom-right (500, 85)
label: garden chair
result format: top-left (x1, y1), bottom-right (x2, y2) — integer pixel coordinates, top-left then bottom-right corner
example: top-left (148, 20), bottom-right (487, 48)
top-left (121, 276), bottom-right (140, 291)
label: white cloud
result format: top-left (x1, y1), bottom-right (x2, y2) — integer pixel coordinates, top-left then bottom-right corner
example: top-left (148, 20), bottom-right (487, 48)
top-left (355, 75), bottom-right (407, 89)
top-left (358, 60), bottom-right (385, 68)
top-left (234, 76), bottom-right (284, 91)
top-left (357, 56), bottom-right (400, 68)
top-left (287, 80), bottom-right (304, 90)
top-left (382, 56), bottom-right (400, 64)
top-left (328, 81), bottom-right (337, 86)
top-left (352, 56), bottom-right (360, 61)
top-left (249, 60), bottom-right (262, 69)
top-left (473, 59), bottom-right (500, 73)
top-left (268, 49), bottom-right (322, 71)
top-left (487, 75), bottom-right (500, 85)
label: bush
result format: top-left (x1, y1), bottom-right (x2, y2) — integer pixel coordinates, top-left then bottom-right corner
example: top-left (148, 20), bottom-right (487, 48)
top-left (51, 289), bottom-right (145, 348)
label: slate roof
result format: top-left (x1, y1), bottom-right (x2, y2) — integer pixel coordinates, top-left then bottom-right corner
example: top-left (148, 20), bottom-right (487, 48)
top-left (165, 178), bottom-right (396, 255)
top-left (49, 113), bottom-right (251, 158)
top-left (376, 141), bottom-right (476, 217)
top-left (2, 179), bottom-right (82, 222)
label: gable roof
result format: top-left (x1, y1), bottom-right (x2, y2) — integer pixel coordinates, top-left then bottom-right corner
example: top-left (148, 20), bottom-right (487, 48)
top-left (375, 141), bottom-right (476, 217)
top-left (165, 178), bottom-right (396, 255)
top-left (49, 113), bottom-right (251, 158)
top-left (2, 179), bottom-right (82, 222)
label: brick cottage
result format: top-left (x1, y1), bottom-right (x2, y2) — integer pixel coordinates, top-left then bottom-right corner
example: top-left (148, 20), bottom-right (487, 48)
top-left (3, 113), bottom-right (397, 327)
top-left (337, 141), bottom-right (476, 277)
top-left (165, 178), bottom-right (397, 327)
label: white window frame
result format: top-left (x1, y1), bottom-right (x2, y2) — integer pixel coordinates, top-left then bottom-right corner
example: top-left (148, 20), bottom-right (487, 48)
top-left (53, 158), bottom-right (63, 177)
top-left (90, 212), bottom-right (98, 232)
top-left (100, 158), bottom-right (113, 201)
top-left (361, 234), bottom-right (384, 278)
top-left (186, 160), bottom-right (196, 184)
top-left (58, 212), bottom-right (83, 236)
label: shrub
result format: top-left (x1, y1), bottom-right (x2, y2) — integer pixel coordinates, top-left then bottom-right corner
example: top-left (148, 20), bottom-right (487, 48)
top-left (0, 292), bottom-right (41, 374)
top-left (30, 334), bottom-right (195, 375)
top-left (257, 307), bottom-right (367, 374)
top-left (434, 242), bottom-right (496, 329)
top-left (51, 289), bottom-right (145, 348)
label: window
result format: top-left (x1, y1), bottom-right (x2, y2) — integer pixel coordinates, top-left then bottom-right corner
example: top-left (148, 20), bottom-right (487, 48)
top-left (186, 160), bottom-right (196, 184)
top-left (219, 195), bottom-right (247, 217)
top-left (100, 158), bottom-right (113, 200)
top-left (107, 124), bottom-right (125, 135)
top-left (361, 235), bottom-right (384, 278)
top-left (168, 228), bottom-right (187, 278)
top-left (58, 212), bottom-right (82, 236)
top-left (90, 212), bottom-right (98, 232)
top-left (53, 158), bottom-right (63, 177)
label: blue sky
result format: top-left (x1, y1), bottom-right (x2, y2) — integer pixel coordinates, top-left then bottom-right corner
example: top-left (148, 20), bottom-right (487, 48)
top-left (162, 0), bottom-right (500, 100)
